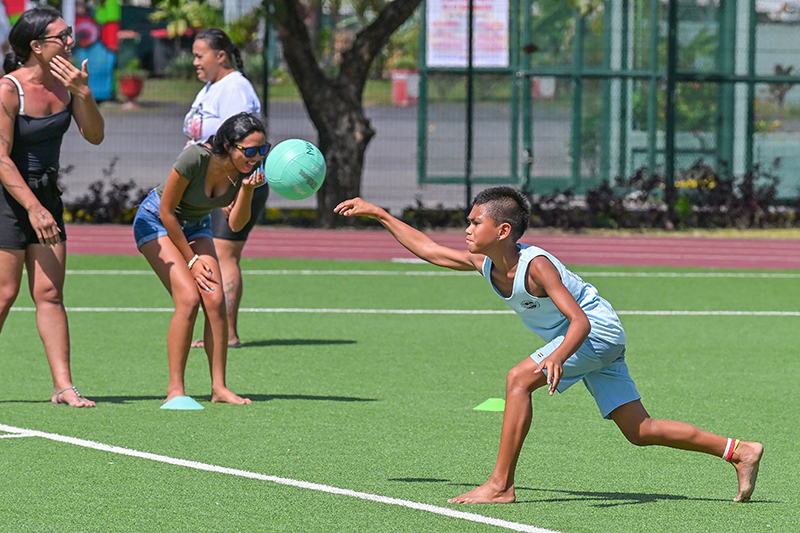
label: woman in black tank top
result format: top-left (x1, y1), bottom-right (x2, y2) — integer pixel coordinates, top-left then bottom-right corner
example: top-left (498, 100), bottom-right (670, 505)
top-left (0, 7), bottom-right (104, 407)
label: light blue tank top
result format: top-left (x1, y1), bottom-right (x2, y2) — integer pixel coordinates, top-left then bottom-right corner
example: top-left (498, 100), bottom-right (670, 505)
top-left (481, 244), bottom-right (626, 345)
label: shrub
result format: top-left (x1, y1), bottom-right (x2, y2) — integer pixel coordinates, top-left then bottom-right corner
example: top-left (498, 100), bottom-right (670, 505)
top-left (164, 52), bottom-right (197, 80)
top-left (63, 157), bottom-right (149, 224)
top-left (526, 159), bottom-right (795, 231)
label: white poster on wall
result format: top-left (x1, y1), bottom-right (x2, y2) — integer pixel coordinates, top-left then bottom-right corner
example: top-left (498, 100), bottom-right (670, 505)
top-left (426, 0), bottom-right (509, 68)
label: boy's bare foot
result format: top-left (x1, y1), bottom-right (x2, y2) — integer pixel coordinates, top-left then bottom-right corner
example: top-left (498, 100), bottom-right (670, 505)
top-left (448, 482), bottom-right (515, 504)
top-left (732, 441), bottom-right (763, 502)
top-left (211, 388), bottom-right (252, 404)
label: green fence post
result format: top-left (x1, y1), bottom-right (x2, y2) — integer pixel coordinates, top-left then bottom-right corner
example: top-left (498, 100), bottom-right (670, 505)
top-left (665, 0), bottom-right (677, 197)
top-left (745, 0), bottom-right (756, 173)
top-left (646, 0), bottom-right (660, 177)
top-left (571, 11), bottom-right (585, 190)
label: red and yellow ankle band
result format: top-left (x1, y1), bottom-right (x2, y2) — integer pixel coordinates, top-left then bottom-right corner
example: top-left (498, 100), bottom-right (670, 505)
top-left (723, 438), bottom-right (740, 462)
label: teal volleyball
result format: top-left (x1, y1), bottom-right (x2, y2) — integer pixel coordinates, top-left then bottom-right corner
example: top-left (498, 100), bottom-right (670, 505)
top-left (264, 139), bottom-right (326, 200)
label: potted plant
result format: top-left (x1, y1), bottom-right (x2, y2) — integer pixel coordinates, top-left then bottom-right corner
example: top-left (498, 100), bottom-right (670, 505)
top-left (118, 58), bottom-right (148, 109)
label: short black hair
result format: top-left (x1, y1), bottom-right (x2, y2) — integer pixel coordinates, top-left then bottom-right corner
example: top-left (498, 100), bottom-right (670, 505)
top-left (472, 186), bottom-right (531, 242)
top-left (208, 112), bottom-right (266, 156)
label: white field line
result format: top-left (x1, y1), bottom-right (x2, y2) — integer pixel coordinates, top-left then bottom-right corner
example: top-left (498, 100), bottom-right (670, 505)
top-left (52, 269), bottom-right (800, 278)
top-left (0, 423), bottom-right (559, 533)
top-left (8, 307), bottom-right (800, 316)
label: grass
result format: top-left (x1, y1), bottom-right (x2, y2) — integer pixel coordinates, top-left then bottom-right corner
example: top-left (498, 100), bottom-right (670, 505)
top-left (0, 255), bottom-right (797, 532)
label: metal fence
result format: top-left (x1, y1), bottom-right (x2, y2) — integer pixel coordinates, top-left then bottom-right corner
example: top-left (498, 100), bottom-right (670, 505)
top-left (59, 0), bottom-right (800, 217)
top-left (418, 0), bottom-right (800, 201)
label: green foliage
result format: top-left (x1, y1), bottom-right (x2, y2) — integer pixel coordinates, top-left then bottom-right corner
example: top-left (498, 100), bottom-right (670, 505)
top-left (632, 29), bottom-right (718, 132)
top-left (164, 51), bottom-right (197, 80)
top-left (527, 160), bottom-right (792, 230)
top-left (117, 58), bottom-right (148, 79)
top-left (226, 6), bottom-right (266, 54)
top-left (243, 53), bottom-right (265, 84)
top-left (149, 0), bottom-right (223, 38)
top-left (63, 158), bottom-right (149, 224)
top-left (383, 15), bottom-right (419, 71)
top-left (768, 63), bottom-right (795, 108)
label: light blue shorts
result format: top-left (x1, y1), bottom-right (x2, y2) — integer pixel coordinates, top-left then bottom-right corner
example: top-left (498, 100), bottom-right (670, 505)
top-left (133, 188), bottom-right (213, 249)
top-left (531, 336), bottom-right (641, 419)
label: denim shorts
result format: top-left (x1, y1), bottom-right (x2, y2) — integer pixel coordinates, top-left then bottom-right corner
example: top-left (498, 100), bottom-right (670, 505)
top-left (133, 188), bottom-right (213, 249)
top-left (531, 336), bottom-right (641, 419)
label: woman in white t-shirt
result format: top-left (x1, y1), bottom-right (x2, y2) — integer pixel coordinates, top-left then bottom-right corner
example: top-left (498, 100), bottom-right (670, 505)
top-left (184, 28), bottom-right (269, 350)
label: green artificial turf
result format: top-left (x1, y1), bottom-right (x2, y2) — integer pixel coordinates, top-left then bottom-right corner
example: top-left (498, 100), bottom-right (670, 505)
top-left (0, 256), bottom-right (796, 532)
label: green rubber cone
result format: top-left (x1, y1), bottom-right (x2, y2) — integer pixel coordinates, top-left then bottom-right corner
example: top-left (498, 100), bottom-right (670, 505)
top-left (473, 398), bottom-right (505, 411)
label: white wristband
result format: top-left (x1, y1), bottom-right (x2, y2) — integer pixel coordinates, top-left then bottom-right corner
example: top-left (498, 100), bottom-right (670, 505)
top-left (187, 254), bottom-right (200, 270)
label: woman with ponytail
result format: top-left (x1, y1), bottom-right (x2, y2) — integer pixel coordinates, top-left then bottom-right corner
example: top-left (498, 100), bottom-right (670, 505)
top-left (0, 7), bottom-right (104, 407)
top-left (183, 28), bottom-right (267, 351)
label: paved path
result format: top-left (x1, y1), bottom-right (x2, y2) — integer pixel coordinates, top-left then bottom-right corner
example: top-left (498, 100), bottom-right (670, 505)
top-left (58, 101), bottom-right (571, 214)
top-left (65, 224), bottom-right (800, 269)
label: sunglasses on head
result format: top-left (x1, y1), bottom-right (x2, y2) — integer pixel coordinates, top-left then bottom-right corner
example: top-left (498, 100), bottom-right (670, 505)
top-left (235, 143), bottom-right (271, 158)
top-left (39, 26), bottom-right (73, 45)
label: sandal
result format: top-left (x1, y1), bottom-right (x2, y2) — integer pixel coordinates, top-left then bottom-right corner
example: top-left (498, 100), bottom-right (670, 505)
top-left (52, 386), bottom-right (91, 407)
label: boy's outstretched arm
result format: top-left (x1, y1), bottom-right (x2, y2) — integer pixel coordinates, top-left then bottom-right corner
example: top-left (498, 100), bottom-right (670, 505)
top-left (335, 198), bottom-right (481, 271)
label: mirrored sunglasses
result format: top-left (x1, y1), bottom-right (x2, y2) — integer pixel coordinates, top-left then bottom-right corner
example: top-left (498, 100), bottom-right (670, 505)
top-left (235, 143), bottom-right (271, 158)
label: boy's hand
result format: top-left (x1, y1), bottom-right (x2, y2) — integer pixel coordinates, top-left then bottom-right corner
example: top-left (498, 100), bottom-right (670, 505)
top-left (334, 197), bottom-right (381, 219)
top-left (534, 356), bottom-right (563, 395)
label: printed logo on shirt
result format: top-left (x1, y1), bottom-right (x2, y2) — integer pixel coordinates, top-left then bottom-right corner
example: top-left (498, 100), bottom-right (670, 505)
top-left (520, 300), bottom-right (540, 309)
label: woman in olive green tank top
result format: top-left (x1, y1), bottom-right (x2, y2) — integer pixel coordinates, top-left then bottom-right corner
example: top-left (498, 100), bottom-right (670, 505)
top-left (133, 112), bottom-right (267, 406)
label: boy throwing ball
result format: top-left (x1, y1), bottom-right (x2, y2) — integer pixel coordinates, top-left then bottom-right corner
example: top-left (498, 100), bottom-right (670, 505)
top-left (334, 187), bottom-right (762, 504)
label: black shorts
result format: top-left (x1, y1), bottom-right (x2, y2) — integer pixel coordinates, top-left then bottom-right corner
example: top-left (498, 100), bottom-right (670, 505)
top-left (0, 173), bottom-right (66, 249)
top-left (210, 183), bottom-right (269, 242)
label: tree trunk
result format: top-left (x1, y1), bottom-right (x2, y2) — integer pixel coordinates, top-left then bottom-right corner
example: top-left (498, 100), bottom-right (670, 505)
top-left (272, 0), bottom-right (423, 227)
top-left (314, 106), bottom-right (374, 227)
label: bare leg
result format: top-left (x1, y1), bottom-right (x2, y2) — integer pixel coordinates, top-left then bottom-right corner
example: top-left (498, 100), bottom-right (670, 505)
top-left (610, 400), bottom-right (763, 502)
top-left (0, 248), bottom-right (25, 333)
top-left (192, 238), bottom-right (245, 348)
top-left (25, 244), bottom-right (95, 407)
top-left (189, 239), bottom-right (251, 405)
top-left (449, 357), bottom-right (547, 504)
top-left (0, 249), bottom-right (92, 406)
top-left (140, 237), bottom-right (203, 402)
top-left (215, 238), bottom-right (245, 346)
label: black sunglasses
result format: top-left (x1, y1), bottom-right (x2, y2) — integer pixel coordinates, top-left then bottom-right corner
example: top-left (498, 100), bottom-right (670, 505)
top-left (39, 26), bottom-right (73, 45)
top-left (235, 143), bottom-right (271, 158)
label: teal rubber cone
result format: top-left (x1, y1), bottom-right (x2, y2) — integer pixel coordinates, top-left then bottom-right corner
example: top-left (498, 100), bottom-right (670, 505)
top-left (160, 396), bottom-right (204, 410)
top-left (473, 398), bottom-right (505, 411)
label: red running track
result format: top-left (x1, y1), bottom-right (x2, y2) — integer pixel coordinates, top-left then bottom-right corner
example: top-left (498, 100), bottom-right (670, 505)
top-left (64, 224), bottom-right (800, 270)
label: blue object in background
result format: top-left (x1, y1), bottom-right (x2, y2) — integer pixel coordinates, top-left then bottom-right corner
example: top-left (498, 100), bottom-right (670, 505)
top-left (73, 42), bottom-right (116, 102)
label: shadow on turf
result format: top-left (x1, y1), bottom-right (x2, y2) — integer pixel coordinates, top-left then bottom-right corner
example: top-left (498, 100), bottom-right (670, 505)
top-left (236, 339), bottom-right (357, 348)
top-left (226, 394), bottom-right (377, 403)
top-left (391, 479), bottom-right (760, 506)
top-left (513, 487), bottom-right (730, 506)
top-left (1, 394), bottom-right (376, 405)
